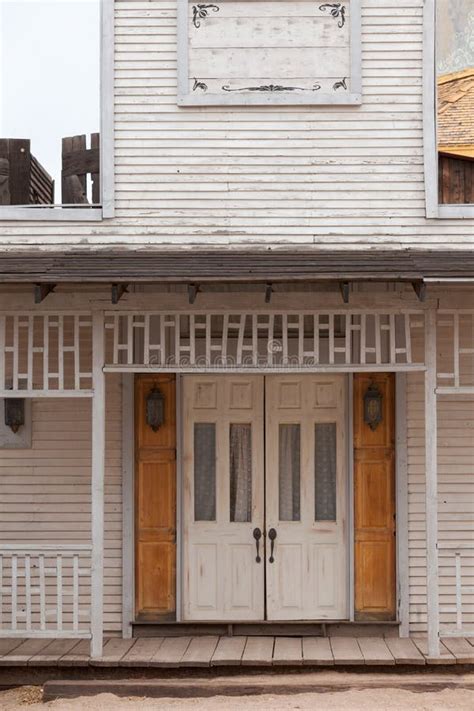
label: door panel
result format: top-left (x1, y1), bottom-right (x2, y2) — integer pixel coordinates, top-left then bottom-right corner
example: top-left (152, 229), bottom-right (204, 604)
top-left (265, 375), bottom-right (348, 620)
top-left (135, 374), bottom-right (176, 621)
top-left (183, 375), bottom-right (265, 620)
top-left (354, 373), bottom-right (396, 620)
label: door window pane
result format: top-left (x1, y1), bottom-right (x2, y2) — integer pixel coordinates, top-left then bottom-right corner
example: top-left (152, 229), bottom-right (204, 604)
top-left (229, 424), bottom-right (252, 522)
top-left (279, 424), bottom-right (300, 521)
top-left (194, 423), bottom-right (216, 521)
top-left (315, 423), bottom-right (337, 521)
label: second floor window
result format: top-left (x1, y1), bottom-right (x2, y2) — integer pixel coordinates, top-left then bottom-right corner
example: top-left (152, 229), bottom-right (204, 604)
top-left (0, 0), bottom-right (102, 214)
top-left (434, 0), bottom-right (474, 211)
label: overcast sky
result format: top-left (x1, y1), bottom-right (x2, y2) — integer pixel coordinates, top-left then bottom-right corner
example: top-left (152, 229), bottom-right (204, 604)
top-left (0, 0), bottom-right (100, 200)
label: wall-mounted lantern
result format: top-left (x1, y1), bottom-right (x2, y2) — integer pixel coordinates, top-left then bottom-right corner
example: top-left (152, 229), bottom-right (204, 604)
top-left (364, 382), bottom-right (383, 431)
top-left (146, 387), bottom-right (165, 432)
top-left (4, 398), bottom-right (25, 433)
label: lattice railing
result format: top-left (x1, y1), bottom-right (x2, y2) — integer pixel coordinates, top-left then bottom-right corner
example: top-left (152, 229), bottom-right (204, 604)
top-left (437, 311), bottom-right (474, 394)
top-left (439, 546), bottom-right (474, 638)
top-left (0, 313), bottom-right (93, 397)
top-left (0, 545), bottom-right (91, 638)
top-left (104, 310), bottom-right (425, 371)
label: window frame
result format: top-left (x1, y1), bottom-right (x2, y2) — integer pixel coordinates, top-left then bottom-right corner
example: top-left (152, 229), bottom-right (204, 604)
top-left (423, 0), bottom-right (474, 219)
top-left (177, 0), bottom-right (362, 107)
top-left (0, 0), bottom-right (114, 221)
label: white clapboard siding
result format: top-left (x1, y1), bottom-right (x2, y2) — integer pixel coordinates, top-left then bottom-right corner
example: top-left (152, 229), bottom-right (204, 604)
top-left (407, 364), bottom-right (474, 635)
top-left (0, 375), bottom-right (123, 634)
top-left (0, 0), bottom-right (473, 247)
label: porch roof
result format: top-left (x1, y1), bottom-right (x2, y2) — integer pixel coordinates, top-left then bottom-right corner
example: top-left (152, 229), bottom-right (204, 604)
top-left (0, 249), bottom-right (473, 284)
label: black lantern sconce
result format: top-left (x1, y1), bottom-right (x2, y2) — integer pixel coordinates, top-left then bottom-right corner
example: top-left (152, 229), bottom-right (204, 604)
top-left (364, 382), bottom-right (383, 431)
top-left (4, 398), bottom-right (25, 434)
top-left (146, 387), bottom-right (165, 432)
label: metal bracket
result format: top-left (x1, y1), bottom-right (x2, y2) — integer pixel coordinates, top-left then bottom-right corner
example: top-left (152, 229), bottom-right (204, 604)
top-left (34, 284), bottom-right (56, 304)
top-left (188, 284), bottom-right (200, 304)
top-left (111, 284), bottom-right (129, 304)
top-left (339, 281), bottom-right (350, 304)
top-left (412, 281), bottom-right (427, 302)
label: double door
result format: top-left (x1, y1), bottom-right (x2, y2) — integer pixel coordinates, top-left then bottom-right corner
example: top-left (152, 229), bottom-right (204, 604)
top-left (183, 374), bottom-right (348, 621)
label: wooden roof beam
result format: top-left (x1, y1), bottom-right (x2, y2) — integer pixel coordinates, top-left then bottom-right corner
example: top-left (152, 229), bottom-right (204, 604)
top-left (412, 281), bottom-right (427, 302)
top-left (339, 281), bottom-right (350, 304)
top-left (111, 283), bottom-right (129, 304)
top-left (34, 283), bottom-right (56, 304)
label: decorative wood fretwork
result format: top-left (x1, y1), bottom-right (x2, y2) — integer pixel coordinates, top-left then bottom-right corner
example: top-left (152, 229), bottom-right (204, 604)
top-left (436, 311), bottom-right (474, 394)
top-left (104, 311), bottom-right (424, 372)
top-left (0, 313), bottom-right (93, 397)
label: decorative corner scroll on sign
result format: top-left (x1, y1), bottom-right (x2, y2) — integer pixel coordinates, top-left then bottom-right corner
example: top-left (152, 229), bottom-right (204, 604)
top-left (193, 78), bottom-right (208, 92)
top-left (192, 4), bottom-right (220, 29)
top-left (319, 3), bottom-right (346, 28)
top-left (333, 77), bottom-right (347, 91)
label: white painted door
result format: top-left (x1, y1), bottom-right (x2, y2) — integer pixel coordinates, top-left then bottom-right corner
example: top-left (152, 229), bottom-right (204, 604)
top-left (183, 375), bottom-right (265, 620)
top-left (265, 375), bottom-right (348, 620)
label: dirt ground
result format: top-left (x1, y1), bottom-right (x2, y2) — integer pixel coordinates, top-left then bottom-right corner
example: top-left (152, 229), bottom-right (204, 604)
top-left (1, 686), bottom-right (474, 711)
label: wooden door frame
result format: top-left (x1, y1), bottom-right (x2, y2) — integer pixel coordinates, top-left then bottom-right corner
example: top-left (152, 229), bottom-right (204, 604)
top-left (121, 373), bottom-right (182, 635)
top-left (122, 371), bottom-right (409, 634)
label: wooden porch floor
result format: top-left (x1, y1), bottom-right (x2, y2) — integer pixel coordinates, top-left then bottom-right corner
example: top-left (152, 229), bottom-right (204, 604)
top-left (1, 635), bottom-right (474, 668)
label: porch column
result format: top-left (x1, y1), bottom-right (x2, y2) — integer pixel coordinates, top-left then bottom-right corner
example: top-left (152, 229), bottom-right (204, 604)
top-left (91, 310), bottom-right (105, 658)
top-left (425, 309), bottom-right (440, 657)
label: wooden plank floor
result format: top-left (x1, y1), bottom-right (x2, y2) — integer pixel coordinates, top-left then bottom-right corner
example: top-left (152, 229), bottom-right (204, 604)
top-left (0, 636), bottom-right (473, 669)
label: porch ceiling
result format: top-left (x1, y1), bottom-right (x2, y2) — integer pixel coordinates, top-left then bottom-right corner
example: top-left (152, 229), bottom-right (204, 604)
top-left (0, 249), bottom-right (473, 284)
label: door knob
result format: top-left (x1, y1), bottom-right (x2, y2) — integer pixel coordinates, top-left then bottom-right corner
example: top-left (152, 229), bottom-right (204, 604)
top-left (253, 527), bottom-right (262, 563)
top-left (268, 528), bottom-right (277, 563)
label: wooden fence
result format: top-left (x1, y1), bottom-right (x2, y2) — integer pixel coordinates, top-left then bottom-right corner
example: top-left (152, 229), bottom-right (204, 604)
top-left (0, 139), bottom-right (54, 205)
top-left (61, 134), bottom-right (100, 204)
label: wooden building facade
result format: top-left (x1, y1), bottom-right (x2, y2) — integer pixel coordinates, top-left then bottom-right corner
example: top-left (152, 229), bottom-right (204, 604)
top-left (0, 0), bottom-right (473, 664)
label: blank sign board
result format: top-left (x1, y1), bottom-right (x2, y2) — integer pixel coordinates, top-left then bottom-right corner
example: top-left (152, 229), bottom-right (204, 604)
top-left (178, 1), bottom-right (361, 106)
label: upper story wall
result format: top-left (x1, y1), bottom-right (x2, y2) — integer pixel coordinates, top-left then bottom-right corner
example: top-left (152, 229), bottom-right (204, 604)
top-left (0, 0), bottom-right (473, 251)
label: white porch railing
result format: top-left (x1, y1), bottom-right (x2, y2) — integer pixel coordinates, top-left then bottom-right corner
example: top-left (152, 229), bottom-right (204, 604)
top-left (0, 544), bottom-right (91, 638)
top-left (439, 546), bottom-right (474, 638)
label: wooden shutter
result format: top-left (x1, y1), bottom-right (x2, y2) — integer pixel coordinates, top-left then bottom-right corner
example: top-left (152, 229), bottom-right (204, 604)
top-left (354, 373), bottom-right (396, 621)
top-left (135, 374), bottom-right (177, 621)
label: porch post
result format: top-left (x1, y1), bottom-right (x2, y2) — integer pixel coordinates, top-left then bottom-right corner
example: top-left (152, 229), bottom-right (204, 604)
top-left (425, 309), bottom-right (440, 657)
top-left (91, 310), bottom-right (105, 658)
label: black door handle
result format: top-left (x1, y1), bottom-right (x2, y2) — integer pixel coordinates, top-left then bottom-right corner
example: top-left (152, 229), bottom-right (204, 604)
top-left (253, 527), bottom-right (262, 563)
top-left (268, 528), bottom-right (277, 563)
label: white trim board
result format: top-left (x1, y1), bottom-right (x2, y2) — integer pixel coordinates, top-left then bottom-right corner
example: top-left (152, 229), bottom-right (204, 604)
top-left (0, 0), bottom-right (114, 221)
top-left (121, 374), bottom-right (135, 638)
top-left (395, 373), bottom-right (409, 637)
top-left (423, 0), bottom-right (474, 219)
top-left (177, 0), bottom-right (362, 106)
